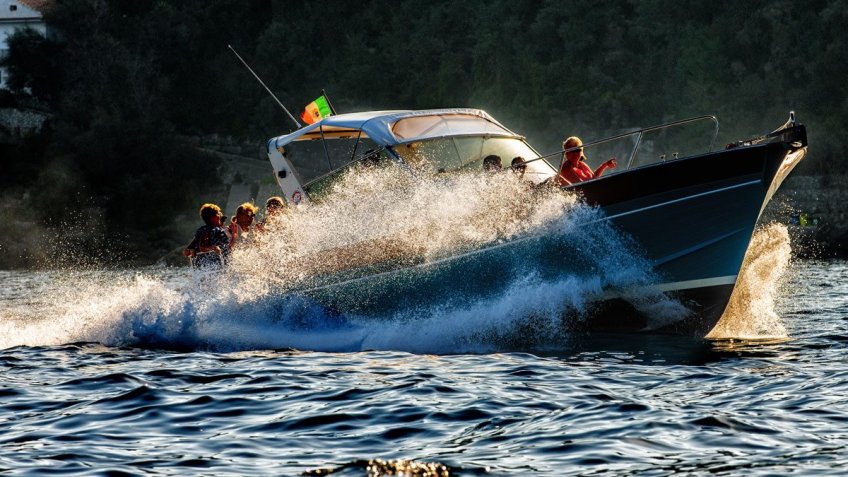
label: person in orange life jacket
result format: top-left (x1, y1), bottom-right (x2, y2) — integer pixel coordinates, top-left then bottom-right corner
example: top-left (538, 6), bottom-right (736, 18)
top-left (183, 203), bottom-right (230, 268)
top-left (557, 136), bottom-right (617, 185)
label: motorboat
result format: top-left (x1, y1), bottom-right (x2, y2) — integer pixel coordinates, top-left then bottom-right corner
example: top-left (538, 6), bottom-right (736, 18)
top-left (264, 109), bottom-right (807, 336)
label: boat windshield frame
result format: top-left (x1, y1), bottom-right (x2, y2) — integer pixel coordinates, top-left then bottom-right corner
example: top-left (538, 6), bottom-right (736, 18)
top-left (388, 134), bottom-right (558, 182)
top-left (286, 122), bottom-right (559, 192)
top-left (274, 111), bottom-right (527, 189)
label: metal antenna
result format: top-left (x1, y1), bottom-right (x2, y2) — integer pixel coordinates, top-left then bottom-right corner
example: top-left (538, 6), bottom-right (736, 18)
top-left (228, 44), bottom-right (301, 129)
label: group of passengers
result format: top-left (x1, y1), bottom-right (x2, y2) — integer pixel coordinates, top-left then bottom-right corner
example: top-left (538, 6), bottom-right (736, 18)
top-left (483, 154), bottom-right (528, 177)
top-left (182, 196), bottom-right (286, 268)
top-left (483, 135), bottom-right (618, 185)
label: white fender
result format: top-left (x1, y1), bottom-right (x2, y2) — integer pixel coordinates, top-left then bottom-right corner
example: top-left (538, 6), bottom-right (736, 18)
top-left (266, 142), bottom-right (309, 205)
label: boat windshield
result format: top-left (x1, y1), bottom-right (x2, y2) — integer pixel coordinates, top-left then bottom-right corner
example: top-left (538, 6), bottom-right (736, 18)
top-left (303, 147), bottom-right (402, 201)
top-left (283, 129), bottom-right (381, 185)
top-left (392, 136), bottom-right (556, 183)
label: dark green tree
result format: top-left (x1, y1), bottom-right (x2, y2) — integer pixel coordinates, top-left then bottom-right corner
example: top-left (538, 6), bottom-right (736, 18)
top-left (0, 28), bottom-right (63, 103)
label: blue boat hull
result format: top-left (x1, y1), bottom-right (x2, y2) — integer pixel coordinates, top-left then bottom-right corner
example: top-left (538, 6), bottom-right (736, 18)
top-left (297, 124), bottom-right (807, 337)
top-left (574, 124), bottom-right (807, 334)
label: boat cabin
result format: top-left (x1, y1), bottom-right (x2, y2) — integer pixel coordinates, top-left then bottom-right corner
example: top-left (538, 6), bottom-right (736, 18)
top-left (265, 109), bottom-right (558, 204)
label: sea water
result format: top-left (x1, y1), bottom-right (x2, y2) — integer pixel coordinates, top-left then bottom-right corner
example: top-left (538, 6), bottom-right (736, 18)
top-left (2, 168), bottom-right (847, 475)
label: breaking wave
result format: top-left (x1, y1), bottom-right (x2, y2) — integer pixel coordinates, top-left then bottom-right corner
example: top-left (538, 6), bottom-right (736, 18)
top-left (2, 166), bottom-right (686, 353)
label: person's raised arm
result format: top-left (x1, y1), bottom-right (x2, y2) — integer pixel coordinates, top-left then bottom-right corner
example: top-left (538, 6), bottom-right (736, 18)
top-left (593, 156), bottom-right (617, 177)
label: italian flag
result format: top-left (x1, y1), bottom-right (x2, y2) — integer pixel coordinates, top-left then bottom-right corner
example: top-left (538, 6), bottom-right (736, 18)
top-left (300, 95), bottom-right (332, 125)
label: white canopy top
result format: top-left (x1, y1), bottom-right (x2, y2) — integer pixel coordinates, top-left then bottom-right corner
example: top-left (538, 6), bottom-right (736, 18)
top-left (267, 108), bottom-right (519, 151)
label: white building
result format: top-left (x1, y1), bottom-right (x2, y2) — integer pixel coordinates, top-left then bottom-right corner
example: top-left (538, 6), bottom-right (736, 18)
top-left (0, 0), bottom-right (49, 88)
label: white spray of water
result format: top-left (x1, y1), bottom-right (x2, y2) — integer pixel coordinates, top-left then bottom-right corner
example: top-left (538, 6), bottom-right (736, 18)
top-left (706, 223), bottom-right (792, 340)
top-left (0, 273), bottom-right (183, 348)
top-left (227, 165), bottom-right (584, 291)
top-left (1, 166), bottom-right (687, 352)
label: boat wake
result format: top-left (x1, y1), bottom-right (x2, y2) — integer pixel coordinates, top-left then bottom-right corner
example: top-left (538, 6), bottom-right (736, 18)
top-left (0, 169), bottom-right (788, 353)
top-left (707, 223), bottom-right (792, 340)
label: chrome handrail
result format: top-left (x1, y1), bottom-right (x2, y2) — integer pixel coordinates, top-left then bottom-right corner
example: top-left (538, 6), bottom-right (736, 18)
top-left (625, 115), bottom-right (719, 168)
top-left (521, 115), bottom-right (720, 172)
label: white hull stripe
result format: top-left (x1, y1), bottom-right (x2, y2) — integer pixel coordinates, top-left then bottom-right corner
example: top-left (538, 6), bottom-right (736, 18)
top-left (652, 275), bottom-right (738, 292)
top-left (595, 275), bottom-right (738, 301)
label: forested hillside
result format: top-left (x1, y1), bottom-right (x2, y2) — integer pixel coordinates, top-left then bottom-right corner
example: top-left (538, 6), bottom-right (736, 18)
top-left (1, 0), bottom-right (845, 266)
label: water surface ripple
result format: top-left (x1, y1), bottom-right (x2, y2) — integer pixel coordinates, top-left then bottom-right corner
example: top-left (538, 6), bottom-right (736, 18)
top-left (1, 261), bottom-right (847, 475)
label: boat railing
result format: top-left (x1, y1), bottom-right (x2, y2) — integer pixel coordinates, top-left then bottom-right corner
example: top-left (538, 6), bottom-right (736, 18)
top-left (521, 115), bottom-right (720, 175)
